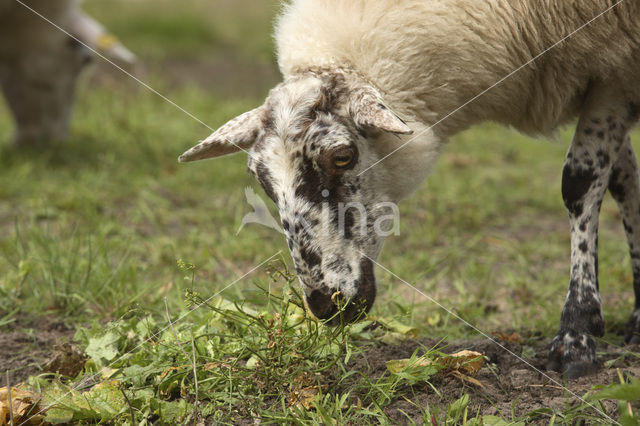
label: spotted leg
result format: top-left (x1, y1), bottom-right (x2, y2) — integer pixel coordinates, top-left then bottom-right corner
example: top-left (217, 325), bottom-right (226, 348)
top-left (608, 136), bottom-right (640, 344)
top-left (547, 85), bottom-right (637, 378)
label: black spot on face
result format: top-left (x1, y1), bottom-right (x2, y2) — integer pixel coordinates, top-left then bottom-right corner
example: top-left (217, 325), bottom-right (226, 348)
top-left (299, 246), bottom-right (322, 269)
top-left (255, 162), bottom-right (279, 204)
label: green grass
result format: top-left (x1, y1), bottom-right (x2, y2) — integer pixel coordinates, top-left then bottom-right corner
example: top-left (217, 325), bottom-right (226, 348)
top-left (1, 0), bottom-right (639, 423)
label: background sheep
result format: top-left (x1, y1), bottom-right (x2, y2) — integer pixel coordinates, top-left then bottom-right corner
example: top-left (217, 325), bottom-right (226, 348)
top-left (0, 0), bottom-right (134, 145)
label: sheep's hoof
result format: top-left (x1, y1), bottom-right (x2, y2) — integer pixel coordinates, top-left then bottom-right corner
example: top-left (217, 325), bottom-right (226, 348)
top-left (546, 329), bottom-right (598, 379)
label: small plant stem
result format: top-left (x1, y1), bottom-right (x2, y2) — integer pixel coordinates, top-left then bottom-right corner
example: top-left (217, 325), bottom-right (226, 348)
top-left (6, 370), bottom-right (14, 426)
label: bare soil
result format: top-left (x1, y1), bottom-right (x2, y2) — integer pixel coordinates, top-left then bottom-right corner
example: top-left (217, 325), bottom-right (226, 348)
top-left (1, 315), bottom-right (638, 424)
top-left (0, 316), bottom-right (75, 385)
top-left (352, 334), bottom-right (640, 424)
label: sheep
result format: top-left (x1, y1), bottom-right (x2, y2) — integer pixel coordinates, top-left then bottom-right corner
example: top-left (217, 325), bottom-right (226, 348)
top-left (179, 0), bottom-right (640, 378)
top-left (0, 0), bottom-right (135, 145)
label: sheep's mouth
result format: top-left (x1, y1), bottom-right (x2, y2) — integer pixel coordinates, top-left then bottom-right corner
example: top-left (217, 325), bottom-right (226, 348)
top-left (303, 259), bottom-right (376, 326)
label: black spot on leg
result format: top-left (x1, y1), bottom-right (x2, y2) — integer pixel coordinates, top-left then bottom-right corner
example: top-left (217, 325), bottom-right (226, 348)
top-left (596, 131), bottom-right (605, 140)
top-left (584, 128), bottom-right (593, 136)
top-left (579, 220), bottom-right (587, 232)
top-left (596, 150), bottom-right (610, 168)
top-left (562, 164), bottom-right (596, 217)
top-left (608, 167), bottom-right (626, 203)
top-left (579, 241), bottom-right (588, 253)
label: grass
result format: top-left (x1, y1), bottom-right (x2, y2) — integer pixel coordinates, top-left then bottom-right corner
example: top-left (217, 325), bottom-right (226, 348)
top-left (0, 0), bottom-right (639, 423)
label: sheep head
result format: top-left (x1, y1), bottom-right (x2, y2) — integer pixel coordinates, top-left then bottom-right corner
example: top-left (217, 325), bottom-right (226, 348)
top-left (179, 70), bottom-right (421, 324)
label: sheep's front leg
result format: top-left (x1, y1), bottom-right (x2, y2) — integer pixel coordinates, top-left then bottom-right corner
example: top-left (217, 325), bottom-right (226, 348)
top-left (547, 87), bottom-right (632, 378)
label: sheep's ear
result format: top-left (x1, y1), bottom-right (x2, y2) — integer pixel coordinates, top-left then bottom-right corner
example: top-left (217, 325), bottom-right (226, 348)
top-left (349, 86), bottom-right (413, 135)
top-left (178, 107), bottom-right (266, 162)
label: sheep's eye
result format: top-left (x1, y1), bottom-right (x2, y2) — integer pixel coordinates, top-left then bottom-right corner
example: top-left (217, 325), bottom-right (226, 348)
top-left (333, 149), bottom-right (354, 168)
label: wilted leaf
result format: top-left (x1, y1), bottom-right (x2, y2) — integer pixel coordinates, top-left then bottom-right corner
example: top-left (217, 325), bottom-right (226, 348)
top-left (203, 362), bottom-right (232, 371)
top-left (289, 386), bottom-right (319, 410)
top-left (386, 357), bottom-right (432, 374)
top-left (492, 331), bottom-right (523, 344)
top-left (158, 365), bottom-right (189, 379)
top-left (449, 370), bottom-right (484, 388)
top-left (368, 316), bottom-right (418, 338)
top-left (441, 350), bottom-right (484, 375)
top-left (44, 343), bottom-right (87, 378)
top-left (386, 350), bottom-right (484, 386)
top-left (0, 387), bottom-right (44, 425)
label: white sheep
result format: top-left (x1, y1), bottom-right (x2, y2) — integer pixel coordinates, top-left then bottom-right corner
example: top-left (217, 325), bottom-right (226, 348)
top-left (180, 0), bottom-right (640, 378)
top-left (0, 0), bottom-right (135, 145)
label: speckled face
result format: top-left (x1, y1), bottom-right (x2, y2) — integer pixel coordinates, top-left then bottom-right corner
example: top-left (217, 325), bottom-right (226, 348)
top-left (247, 75), bottom-right (391, 323)
top-left (179, 70), bottom-right (414, 324)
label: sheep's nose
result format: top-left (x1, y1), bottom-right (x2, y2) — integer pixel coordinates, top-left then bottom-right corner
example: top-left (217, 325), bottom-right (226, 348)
top-left (304, 289), bottom-right (337, 321)
top-left (304, 289), bottom-right (371, 326)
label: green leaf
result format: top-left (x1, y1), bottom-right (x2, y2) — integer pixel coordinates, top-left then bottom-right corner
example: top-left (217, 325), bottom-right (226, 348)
top-left (591, 379), bottom-right (640, 402)
top-left (84, 331), bottom-right (120, 365)
top-left (41, 379), bottom-right (125, 424)
top-left (151, 399), bottom-right (191, 423)
top-left (447, 394), bottom-right (469, 422)
top-left (482, 416), bottom-right (524, 426)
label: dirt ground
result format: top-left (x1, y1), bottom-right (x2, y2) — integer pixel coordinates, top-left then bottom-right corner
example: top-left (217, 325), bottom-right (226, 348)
top-left (353, 335), bottom-right (640, 424)
top-left (0, 316), bottom-right (76, 386)
top-left (1, 316), bottom-right (638, 423)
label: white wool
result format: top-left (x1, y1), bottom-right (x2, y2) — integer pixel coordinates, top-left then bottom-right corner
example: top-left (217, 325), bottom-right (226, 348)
top-left (276, 0), bottom-right (640, 137)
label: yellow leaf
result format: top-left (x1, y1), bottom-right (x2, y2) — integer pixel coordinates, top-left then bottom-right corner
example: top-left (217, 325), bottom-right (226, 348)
top-left (385, 357), bottom-right (433, 374)
top-left (492, 331), bottom-right (523, 344)
top-left (100, 367), bottom-right (117, 380)
top-left (158, 365), bottom-right (190, 379)
top-left (449, 370), bottom-right (485, 387)
top-left (386, 350), bottom-right (484, 377)
top-left (0, 386), bottom-right (45, 425)
top-left (368, 316), bottom-right (419, 338)
top-left (442, 350), bottom-right (484, 375)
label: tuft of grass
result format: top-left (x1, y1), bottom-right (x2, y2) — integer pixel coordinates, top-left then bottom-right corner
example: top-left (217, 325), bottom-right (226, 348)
top-left (14, 262), bottom-right (631, 424)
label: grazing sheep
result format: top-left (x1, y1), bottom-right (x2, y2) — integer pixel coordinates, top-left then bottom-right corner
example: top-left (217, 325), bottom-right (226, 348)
top-left (0, 0), bottom-right (135, 145)
top-left (179, 0), bottom-right (640, 378)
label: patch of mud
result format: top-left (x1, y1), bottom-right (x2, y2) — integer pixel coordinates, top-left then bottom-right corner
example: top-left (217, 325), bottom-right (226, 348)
top-left (350, 335), bottom-right (640, 424)
top-left (0, 316), bottom-right (75, 385)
